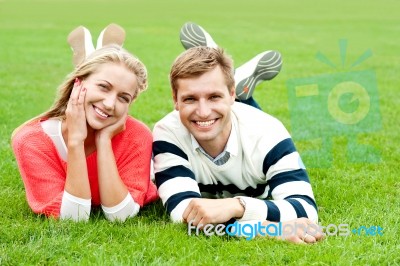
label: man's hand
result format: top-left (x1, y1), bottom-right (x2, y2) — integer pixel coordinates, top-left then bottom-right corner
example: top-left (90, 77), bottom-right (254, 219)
top-left (262, 218), bottom-right (325, 244)
top-left (182, 198), bottom-right (244, 227)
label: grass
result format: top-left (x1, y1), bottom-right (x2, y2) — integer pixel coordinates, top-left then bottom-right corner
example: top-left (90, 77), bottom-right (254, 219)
top-left (1, 0), bottom-right (399, 265)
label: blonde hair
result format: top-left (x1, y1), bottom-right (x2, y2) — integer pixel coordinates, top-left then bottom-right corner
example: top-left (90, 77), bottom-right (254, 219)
top-left (44, 44), bottom-right (147, 119)
top-left (169, 46), bottom-right (235, 100)
top-left (12, 44), bottom-right (147, 138)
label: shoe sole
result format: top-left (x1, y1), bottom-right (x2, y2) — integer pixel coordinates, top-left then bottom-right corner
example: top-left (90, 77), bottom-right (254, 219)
top-left (180, 22), bottom-right (217, 49)
top-left (96, 23), bottom-right (126, 49)
top-left (235, 50), bottom-right (282, 100)
top-left (67, 26), bottom-right (94, 66)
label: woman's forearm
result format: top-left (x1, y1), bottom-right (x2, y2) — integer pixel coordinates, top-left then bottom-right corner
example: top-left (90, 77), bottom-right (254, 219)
top-left (96, 137), bottom-right (129, 207)
top-left (65, 142), bottom-right (91, 199)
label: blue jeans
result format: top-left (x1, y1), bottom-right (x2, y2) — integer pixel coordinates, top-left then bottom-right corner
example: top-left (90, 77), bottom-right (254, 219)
top-left (235, 96), bottom-right (262, 110)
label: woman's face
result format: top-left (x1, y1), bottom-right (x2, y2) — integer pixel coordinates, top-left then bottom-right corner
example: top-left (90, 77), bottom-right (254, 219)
top-left (82, 63), bottom-right (137, 130)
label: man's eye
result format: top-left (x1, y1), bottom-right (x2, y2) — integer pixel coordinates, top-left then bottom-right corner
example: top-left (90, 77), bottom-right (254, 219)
top-left (184, 98), bottom-right (194, 102)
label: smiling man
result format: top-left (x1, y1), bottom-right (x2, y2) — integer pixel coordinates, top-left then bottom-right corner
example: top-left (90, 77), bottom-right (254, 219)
top-left (153, 46), bottom-right (323, 244)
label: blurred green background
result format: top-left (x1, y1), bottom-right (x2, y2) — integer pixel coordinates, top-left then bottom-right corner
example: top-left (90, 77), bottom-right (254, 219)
top-left (1, 0), bottom-right (399, 265)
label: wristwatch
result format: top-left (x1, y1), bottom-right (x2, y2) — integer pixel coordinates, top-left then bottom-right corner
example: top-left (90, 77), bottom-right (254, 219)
top-left (238, 197), bottom-right (246, 210)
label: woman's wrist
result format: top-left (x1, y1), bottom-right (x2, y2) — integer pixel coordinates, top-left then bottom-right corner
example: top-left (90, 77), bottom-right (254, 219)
top-left (67, 139), bottom-right (85, 149)
top-left (95, 134), bottom-right (112, 149)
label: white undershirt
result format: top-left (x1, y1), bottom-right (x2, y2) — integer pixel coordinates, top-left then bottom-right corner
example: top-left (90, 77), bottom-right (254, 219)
top-left (41, 119), bottom-right (139, 222)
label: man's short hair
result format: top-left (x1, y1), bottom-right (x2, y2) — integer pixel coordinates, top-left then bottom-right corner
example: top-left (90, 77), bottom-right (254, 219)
top-left (169, 46), bottom-right (235, 99)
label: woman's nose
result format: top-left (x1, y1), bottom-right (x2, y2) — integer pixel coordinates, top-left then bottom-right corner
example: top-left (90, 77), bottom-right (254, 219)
top-left (103, 95), bottom-right (116, 110)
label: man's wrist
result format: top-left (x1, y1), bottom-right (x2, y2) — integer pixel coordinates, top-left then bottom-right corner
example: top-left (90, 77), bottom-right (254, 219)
top-left (235, 197), bottom-right (246, 218)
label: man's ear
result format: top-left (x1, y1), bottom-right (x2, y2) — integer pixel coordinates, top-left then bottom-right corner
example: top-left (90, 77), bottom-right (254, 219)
top-left (173, 94), bottom-right (179, 110)
top-left (230, 86), bottom-right (236, 104)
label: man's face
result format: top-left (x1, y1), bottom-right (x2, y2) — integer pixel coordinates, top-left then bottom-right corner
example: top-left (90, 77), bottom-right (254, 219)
top-left (174, 66), bottom-right (235, 155)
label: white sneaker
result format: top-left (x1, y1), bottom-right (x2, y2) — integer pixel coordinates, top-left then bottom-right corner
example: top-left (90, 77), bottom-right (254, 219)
top-left (235, 50), bottom-right (282, 100)
top-left (67, 26), bottom-right (95, 66)
top-left (180, 22), bottom-right (218, 49)
top-left (96, 23), bottom-right (126, 49)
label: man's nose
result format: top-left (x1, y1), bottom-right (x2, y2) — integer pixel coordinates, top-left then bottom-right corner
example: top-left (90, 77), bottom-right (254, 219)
top-left (196, 99), bottom-right (211, 118)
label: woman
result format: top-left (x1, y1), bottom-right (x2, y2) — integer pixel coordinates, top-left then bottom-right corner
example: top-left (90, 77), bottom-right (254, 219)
top-left (11, 44), bottom-right (158, 222)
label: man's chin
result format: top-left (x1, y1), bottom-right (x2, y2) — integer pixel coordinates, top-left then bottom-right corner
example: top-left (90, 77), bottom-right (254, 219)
top-left (191, 132), bottom-right (215, 143)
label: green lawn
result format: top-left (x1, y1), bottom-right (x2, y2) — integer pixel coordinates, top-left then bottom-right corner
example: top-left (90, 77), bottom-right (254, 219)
top-left (1, 0), bottom-right (399, 265)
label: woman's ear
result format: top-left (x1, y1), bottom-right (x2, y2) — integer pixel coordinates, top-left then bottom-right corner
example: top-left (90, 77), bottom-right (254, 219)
top-left (67, 26), bottom-right (95, 67)
top-left (96, 23), bottom-right (126, 49)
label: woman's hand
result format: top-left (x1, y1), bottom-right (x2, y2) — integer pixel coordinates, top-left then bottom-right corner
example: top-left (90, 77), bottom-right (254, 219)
top-left (95, 112), bottom-right (128, 145)
top-left (64, 78), bottom-right (91, 201)
top-left (95, 111), bottom-right (130, 208)
top-left (65, 79), bottom-right (87, 145)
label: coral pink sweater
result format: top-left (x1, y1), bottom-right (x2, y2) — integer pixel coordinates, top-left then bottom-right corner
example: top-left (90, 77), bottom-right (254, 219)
top-left (12, 116), bottom-right (158, 217)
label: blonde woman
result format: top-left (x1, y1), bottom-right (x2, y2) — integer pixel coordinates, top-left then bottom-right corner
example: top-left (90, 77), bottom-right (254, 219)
top-left (12, 43), bottom-right (158, 222)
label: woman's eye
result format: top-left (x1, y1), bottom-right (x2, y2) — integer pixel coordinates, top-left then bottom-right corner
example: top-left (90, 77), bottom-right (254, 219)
top-left (119, 96), bottom-right (130, 103)
top-left (98, 84), bottom-right (108, 90)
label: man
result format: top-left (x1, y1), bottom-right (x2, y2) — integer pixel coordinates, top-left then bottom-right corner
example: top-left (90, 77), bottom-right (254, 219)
top-left (153, 45), bottom-right (323, 243)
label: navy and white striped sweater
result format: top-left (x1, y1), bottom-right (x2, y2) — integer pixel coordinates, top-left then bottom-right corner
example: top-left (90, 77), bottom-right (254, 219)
top-left (153, 102), bottom-right (318, 223)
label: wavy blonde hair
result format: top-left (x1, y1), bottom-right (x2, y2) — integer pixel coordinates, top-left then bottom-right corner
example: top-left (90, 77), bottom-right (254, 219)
top-left (12, 44), bottom-right (147, 137)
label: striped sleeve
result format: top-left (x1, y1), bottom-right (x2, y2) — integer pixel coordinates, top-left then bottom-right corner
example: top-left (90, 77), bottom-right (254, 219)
top-left (236, 137), bottom-right (318, 223)
top-left (153, 140), bottom-right (201, 222)
top-left (261, 138), bottom-right (318, 223)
